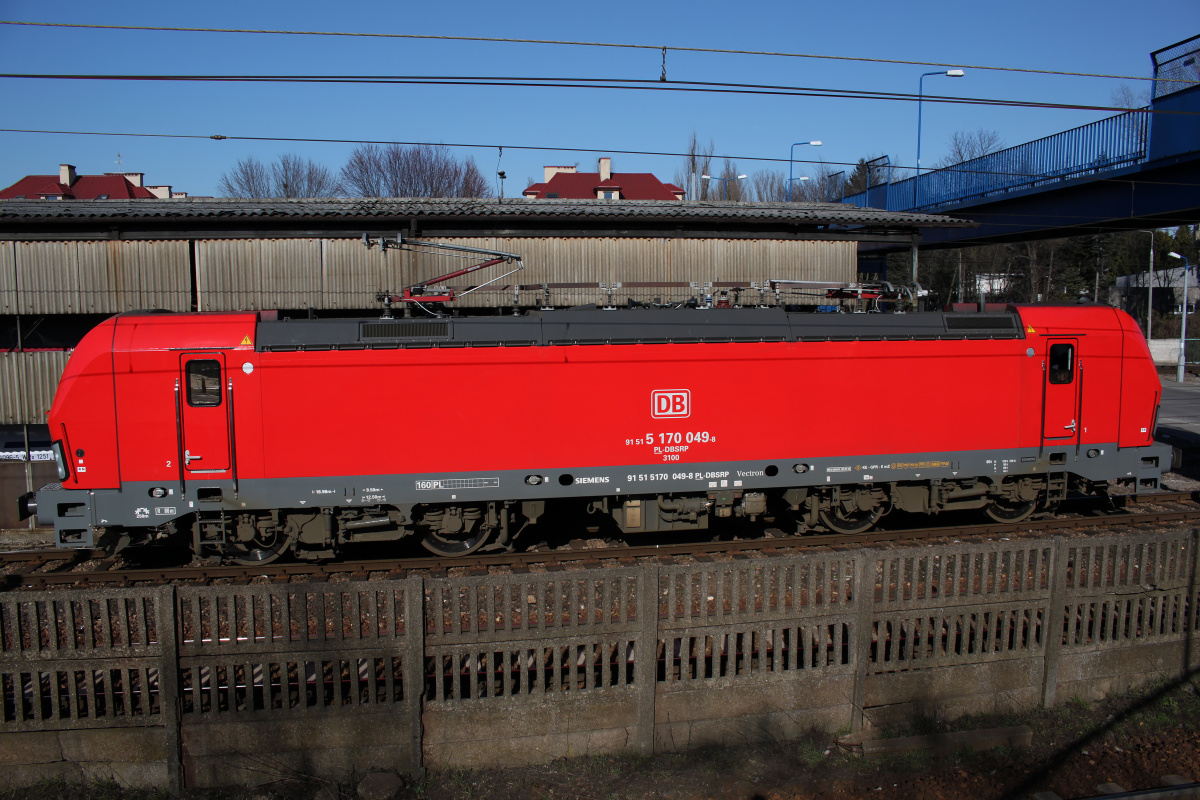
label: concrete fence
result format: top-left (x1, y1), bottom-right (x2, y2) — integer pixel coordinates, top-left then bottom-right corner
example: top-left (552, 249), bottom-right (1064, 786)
top-left (0, 527), bottom-right (1197, 790)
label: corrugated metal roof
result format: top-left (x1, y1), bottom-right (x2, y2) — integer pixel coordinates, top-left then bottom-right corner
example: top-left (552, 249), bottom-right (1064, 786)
top-left (0, 197), bottom-right (974, 228)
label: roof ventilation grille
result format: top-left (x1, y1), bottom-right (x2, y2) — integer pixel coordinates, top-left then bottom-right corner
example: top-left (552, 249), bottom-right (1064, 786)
top-left (361, 321), bottom-right (450, 339)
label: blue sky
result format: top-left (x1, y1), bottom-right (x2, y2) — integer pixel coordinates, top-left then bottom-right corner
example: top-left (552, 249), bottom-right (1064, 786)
top-left (0, 0), bottom-right (1193, 198)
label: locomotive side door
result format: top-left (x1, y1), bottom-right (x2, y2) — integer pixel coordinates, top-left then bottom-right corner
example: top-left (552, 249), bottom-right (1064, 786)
top-left (1042, 338), bottom-right (1080, 443)
top-left (179, 353), bottom-right (230, 473)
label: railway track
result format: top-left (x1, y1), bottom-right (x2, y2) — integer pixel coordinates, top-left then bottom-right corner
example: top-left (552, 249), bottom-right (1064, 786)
top-left (3, 489), bottom-right (1198, 590)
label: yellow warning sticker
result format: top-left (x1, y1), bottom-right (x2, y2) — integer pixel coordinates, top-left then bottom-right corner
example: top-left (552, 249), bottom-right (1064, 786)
top-left (1026, 325), bottom-right (1036, 334)
top-left (240, 335), bottom-right (253, 345)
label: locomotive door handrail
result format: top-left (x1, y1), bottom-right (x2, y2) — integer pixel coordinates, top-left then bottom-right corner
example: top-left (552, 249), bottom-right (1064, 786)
top-left (227, 377), bottom-right (238, 498)
top-left (1076, 358), bottom-right (1084, 460)
top-left (174, 378), bottom-right (186, 499)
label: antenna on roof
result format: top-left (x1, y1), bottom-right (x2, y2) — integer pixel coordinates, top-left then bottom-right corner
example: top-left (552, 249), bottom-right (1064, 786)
top-left (115, 153), bottom-right (122, 167)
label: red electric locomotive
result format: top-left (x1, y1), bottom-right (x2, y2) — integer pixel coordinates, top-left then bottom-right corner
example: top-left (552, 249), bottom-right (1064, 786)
top-left (18, 303), bottom-right (1172, 562)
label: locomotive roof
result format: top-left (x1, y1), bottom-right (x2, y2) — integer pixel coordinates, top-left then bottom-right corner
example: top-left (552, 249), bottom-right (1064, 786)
top-left (254, 307), bottom-right (1025, 352)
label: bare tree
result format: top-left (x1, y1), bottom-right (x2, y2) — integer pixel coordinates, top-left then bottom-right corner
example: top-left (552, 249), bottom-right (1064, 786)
top-left (1111, 83), bottom-right (1151, 110)
top-left (936, 130), bottom-right (1004, 168)
top-left (749, 169), bottom-right (787, 203)
top-left (673, 132), bottom-right (715, 200)
top-left (218, 154), bottom-right (340, 198)
top-left (808, 162), bottom-right (846, 202)
top-left (340, 144), bottom-right (491, 198)
top-left (272, 154), bottom-right (341, 198)
top-left (1110, 84), bottom-right (1152, 151)
top-left (217, 156), bottom-right (272, 198)
top-left (459, 159), bottom-right (490, 198)
top-left (713, 158), bottom-right (748, 201)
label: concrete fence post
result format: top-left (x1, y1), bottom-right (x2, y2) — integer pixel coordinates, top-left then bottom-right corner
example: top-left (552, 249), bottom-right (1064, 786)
top-left (633, 563), bottom-right (660, 755)
top-left (1040, 535), bottom-right (1069, 709)
top-left (850, 548), bottom-right (874, 732)
top-left (404, 574), bottom-right (426, 778)
top-left (1186, 528), bottom-right (1200, 678)
top-left (158, 584), bottom-right (182, 795)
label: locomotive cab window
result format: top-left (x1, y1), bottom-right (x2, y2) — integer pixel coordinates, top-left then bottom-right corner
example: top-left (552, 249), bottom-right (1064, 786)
top-left (1048, 343), bottom-right (1075, 385)
top-left (186, 360), bottom-right (223, 406)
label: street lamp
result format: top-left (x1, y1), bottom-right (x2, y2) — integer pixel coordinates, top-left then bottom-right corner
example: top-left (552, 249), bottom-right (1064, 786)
top-left (1169, 251), bottom-right (1192, 383)
top-left (787, 141), bottom-right (822, 202)
top-left (915, 69), bottom-right (964, 207)
top-left (786, 176), bottom-right (810, 201)
top-left (701, 174), bottom-right (747, 201)
top-left (1141, 230), bottom-right (1156, 340)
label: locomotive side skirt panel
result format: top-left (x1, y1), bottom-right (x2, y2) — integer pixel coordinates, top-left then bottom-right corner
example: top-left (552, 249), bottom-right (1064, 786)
top-left (76, 442), bottom-right (1171, 530)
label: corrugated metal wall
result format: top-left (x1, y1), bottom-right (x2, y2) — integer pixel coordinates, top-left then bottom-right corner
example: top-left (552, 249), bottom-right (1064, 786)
top-left (195, 236), bottom-right (855, 310)
top-left (8, 236), bottom-right (854, 313)
top-left (0, 241), bottom-right (16, 314)
top-left (393, 237), bottom-right (855, 308)
top-left (12, 240), bottom-right (190, 313)
top-left (0, 350), bottom-right (70, 424)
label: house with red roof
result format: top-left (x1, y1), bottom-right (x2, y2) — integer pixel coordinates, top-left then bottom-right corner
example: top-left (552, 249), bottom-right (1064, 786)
top-left (0, 164), bottom-right (186, 200)
top-left (523, 158), bottom-right (684, 201)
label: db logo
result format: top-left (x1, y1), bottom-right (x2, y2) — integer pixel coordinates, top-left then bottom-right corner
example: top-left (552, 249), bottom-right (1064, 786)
top-left (652, 389), bottom-right (691, 419)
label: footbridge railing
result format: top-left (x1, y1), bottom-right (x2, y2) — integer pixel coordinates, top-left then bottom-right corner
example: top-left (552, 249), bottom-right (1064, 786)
top-left (844, 108), bottom-right (1149, 212)
top-left (843, 35), bottom-right (1199, 213)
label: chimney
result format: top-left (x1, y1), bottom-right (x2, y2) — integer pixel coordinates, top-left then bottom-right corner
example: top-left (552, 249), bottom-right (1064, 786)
top-left (598, 157), bottom-right (612, 181)
top-left (106, 172), bottom-right (144, 187)
top-left (59, 164), bottom-right (76, 186)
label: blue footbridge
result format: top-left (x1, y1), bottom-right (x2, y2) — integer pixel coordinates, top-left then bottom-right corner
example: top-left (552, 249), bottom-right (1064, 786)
top-left (843, 36), bottom-right (1200, 251)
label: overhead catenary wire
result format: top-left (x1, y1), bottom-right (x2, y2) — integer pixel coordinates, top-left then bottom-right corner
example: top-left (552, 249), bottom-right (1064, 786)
top-left (0, 20), bottom-right (1189, 85)
top-left (3, 72), bottom-right (1194, 119)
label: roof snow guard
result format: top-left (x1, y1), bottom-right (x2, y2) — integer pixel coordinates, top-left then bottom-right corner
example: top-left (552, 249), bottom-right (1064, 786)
top-left (0, 197), bottom-right (975, 240)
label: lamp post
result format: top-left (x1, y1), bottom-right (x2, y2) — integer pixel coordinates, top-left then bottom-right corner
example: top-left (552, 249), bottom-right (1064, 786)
top-left (1169, 251), bottom-right (1192, 382)
top-left (701, 174), bottom-right (747, 201)
top-left (785, 176), bottom-right (809, 201)
top-left (1141, 230), bottom-right (1156, 340)
top-left (915, 69), bottom-right (964, 208)
top-left (787, 141), bottom-right (822, 202)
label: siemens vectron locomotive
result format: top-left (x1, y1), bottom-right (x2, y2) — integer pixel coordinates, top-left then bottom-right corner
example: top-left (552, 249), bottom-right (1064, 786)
top-left (19, 304), bottom-right (1172, 563)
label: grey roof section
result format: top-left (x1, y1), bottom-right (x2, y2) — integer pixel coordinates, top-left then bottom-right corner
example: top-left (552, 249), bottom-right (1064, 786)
top-left (254, 306), bottom-right (1022, 351)
top-left (0, 197), bottom-right (975, 229)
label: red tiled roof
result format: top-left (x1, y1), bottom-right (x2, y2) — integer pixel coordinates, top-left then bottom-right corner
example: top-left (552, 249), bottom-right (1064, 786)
top-left (522, 171), bottom-right (682, 200)
top-left (0, 174), bottom-right (156, 200)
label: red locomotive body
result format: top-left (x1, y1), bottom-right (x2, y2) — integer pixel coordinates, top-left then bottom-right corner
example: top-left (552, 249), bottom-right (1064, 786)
top-left (20, 304), bottom-right (1171, 562)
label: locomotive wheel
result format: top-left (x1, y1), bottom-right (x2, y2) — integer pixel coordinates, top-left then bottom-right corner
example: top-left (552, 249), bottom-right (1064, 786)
top-left (983, 497), bottom-right (1038, 523)
top-left (421, 526), bottom-right (495, 557)
top-left (818, 506), bottom-right (880, 535)
top-left (226, 527), bottom-right (296, 566)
